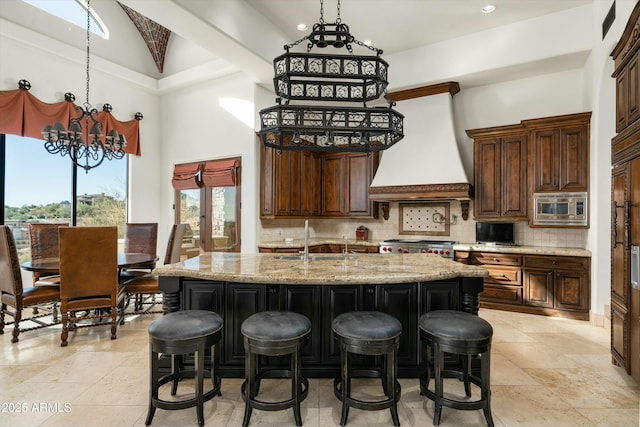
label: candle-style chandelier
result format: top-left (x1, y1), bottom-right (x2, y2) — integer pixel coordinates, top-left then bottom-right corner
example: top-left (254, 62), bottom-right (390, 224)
top-left (259, 0), bottom-right (404, 153)
top-left (42, 0), bottom-right (126, 172)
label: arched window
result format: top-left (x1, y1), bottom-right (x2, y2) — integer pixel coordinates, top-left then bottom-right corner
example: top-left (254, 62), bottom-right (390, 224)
top-left (22, 0), bottom-right (109, 39)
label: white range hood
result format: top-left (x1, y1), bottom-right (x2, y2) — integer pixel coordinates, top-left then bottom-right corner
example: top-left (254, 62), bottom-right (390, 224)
top-left (369, 82), bottom-right (472, 201)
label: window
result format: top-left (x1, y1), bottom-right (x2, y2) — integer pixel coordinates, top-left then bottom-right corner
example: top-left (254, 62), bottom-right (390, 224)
top-left (22, 0), bottom-right (109, 39)
top-left (173, 158), bottom-right (241, 257)
top-left (1, 134), bottom-right (128, 261)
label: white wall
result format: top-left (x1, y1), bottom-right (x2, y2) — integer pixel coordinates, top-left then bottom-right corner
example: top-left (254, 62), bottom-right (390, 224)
top-left (159, 72), bottom-right (259, 252)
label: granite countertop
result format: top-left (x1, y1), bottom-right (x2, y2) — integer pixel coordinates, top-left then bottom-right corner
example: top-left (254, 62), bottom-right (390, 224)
top-left (258, 238), bottom-right (380, 249)
top-left (453, 243), bottom-right (591, 257)
top-left (153, 252), bottom-right (488, 285)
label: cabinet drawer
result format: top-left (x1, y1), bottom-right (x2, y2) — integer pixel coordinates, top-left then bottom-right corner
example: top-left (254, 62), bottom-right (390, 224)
top-left (454, 251), bottom-right (469, 263)
top-left (484, 265), bottom-right (521, 285)
top-left (524, 255), bottom-right (589, 270)
top-left (470, 252), bottom-right (522, 266)
top-left (481, 285), bottom-right (523, 305)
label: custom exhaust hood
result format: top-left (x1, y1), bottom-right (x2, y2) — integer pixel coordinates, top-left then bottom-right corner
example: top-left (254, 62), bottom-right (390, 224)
top-left (368, 82), bottom-right (472, 212)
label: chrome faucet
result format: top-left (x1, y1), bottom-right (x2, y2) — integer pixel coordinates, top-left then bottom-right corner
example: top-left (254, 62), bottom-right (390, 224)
top-left (303, 220), bottom-right (309, 262)
top-left (343, 236), bottom-right (348, 258)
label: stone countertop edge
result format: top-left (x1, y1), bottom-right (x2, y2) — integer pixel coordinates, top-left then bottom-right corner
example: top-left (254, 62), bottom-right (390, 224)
top-left (258, 238), bottom-right (380, 248)
top-left (153, 252), bottom-right (488, 285)
top-left (453, 243), bottom-right (592, 257)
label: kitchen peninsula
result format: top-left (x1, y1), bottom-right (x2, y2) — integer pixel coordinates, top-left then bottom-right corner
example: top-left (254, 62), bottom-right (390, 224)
top-left (154, 252), bottom-right (488, 377)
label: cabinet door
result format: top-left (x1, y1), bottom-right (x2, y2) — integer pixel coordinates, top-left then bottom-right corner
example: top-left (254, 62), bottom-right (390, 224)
top-left (321, 154), bottom-right (346, 216)
top-left (501, 135), bottom-right (528, 217)
top-left (616, 66), bottom-right (629, 132)
top-left (559, 125), bottom-right (589, 191)
top-left (275, 151), bottom-right (301, 215)
top-left (346, 153), bottom-right (375, 217)
top-left (224, 283), bottom-right (266, 365)
top-left (629, 54), bottom-right (640, 126)
top-left (611, 301), bottom-right (629, 372)
top-left (554, 268), bottom-right (588, 311)
top-left (322, 285), bottom-right (363, 364)
top-left (260, 145), bottom-right (275, 217)
top-left (474, 138), bottom-right (502, 218)
top-left (281, 285), bottom-right (322, 364)
top-left (300, 151), bottom-right (320, 216)
top-left (376, 283), bottom-right (418, 366)
top-left (612, 164), bottom-right (630, 307)
top-left (420, 281), bottom-right (460, 313)
top-left (183, 280), bottom-right (225, 364)
top-left (533, 129), bottom-right (560, 192)
top-left (523, 268), bottom-right (554, 308)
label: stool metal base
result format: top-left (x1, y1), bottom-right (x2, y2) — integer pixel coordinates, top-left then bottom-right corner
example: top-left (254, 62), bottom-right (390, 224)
top-left (419, 322), bottom-right (494, 427)
top-left (241, 316), bottom-right (311, 427)
top-left (146, 332), bottom-right (222, 426)
top-left (334, 339), bottom-right (401, 426)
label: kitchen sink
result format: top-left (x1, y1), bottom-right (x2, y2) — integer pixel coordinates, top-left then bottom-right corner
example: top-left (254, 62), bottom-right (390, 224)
top-left (274, 254), bottom-right (358, 261)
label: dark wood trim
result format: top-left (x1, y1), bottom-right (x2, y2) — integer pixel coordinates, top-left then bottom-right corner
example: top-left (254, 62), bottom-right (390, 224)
top-left (368, 182), bottom-right (472, 201)
top-left (386, 82), bottom-right (460, 102)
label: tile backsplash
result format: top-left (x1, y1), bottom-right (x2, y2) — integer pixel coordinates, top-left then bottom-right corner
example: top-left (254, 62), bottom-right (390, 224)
top-left (259, 200), bottom-right (587, 248)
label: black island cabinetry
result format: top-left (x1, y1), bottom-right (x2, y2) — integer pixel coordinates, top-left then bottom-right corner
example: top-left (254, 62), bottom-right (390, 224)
top-left (159, 276), bottom-right (483, 378)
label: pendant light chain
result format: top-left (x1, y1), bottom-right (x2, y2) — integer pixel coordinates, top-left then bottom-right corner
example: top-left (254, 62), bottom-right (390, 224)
top-left (336, 0), bottom-right (341, 24)
top-left (319, 0), bottom-right (325, 24)
top-left (85, 0), bottom-right (91, 109)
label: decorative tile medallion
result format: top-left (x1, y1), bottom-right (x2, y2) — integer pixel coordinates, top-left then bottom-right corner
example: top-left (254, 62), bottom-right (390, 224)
top-left (399, 202), bottom-right (450, 236)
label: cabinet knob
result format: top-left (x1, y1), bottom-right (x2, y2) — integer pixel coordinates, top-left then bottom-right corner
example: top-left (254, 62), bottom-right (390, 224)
top-left (493, 258), bottom-right (500, 262)
top-left (366, 288), bottom-right (374, 295)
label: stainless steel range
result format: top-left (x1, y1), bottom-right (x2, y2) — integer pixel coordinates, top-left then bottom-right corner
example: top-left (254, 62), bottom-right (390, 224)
top-left (379, 239), bottom-right (456, 259)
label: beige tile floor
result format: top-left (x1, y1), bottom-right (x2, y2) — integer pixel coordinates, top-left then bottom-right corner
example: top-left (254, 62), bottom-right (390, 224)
top-left (1, 308), bottom-right (639, 427)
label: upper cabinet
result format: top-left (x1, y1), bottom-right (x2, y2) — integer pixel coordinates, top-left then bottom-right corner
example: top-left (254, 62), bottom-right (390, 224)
top-left (467, 127), bottom-right (528, 220)
top-left (260, 146), bottom-right (379, 219)
top-left (467, 112), bottom-right (591, 222)
top-left (526, 113), bottom-right (590, 193)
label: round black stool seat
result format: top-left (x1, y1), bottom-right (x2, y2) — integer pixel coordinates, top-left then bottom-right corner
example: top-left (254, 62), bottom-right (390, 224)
top-left (241, 311), bottom-right (311, 427)
top-left (419, 310), bottom-right (494, 427)
top-left (332, 311), bottom-right (402, 427)
top-left (145, 310), bottom-right (223, 427)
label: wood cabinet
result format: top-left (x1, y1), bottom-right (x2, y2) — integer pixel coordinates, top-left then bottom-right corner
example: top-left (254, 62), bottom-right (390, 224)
top-left (467, 112), bottom-right (590, 223)
top-left (259, 243), bottom-right (378, 254)
top-left (459, 250), bottom-right (590, 320)
top-left (261, 147), bottom-right (321, 217)
top-left (611, 1), bottom-right (640, 383)
top-left (261, 146), bottom-right (378, 219)
top-left (522, 255), bottom-right (590, 315)
top-left (321, 152), bottom-right (379, 217)
top-left (528, 115), bottom-right (590, 193)
top-left (470, 132), bottom-right (528, 220)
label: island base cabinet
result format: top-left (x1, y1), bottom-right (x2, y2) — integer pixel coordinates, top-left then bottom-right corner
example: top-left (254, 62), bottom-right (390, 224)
top-left (158, 277), bottom-right (481, 378)
top-left (224, 284), bottom-right (267, 366)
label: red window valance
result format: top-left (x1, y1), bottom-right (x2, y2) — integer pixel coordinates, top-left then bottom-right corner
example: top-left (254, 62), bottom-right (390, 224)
top-left (0, 87), bottom-right (142, 156)
top-left (202, 159), bottom-right (239, 187)
top-left (172, 162), bottom-right (202, 190)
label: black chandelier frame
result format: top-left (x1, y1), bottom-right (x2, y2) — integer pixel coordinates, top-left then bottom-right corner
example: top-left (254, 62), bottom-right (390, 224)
top-left (258, 0), bottom-right (404, 154)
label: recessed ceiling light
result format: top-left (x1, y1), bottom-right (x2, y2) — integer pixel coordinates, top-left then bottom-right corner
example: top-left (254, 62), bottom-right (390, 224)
top-left (363, 40), bottom-right (373, 46)
top-left (297, 23), bottom-right (307, 31)
top-left (482, 4), bottom-right (496, 14)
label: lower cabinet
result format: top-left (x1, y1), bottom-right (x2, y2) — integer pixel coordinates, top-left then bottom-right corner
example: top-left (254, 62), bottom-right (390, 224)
top-left (176, 278), bottom-right (468, 377)
top-left (457, 250), bottom-right (590, 320)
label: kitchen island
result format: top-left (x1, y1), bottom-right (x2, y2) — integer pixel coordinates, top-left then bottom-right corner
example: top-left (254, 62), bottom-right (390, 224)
top-left (154, 252), bottom-right (488, 377)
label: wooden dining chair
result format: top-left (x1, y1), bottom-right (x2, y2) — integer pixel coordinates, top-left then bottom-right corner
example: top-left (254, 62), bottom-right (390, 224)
top-left (120, 222), bottom-right (158, 280)
top-left (59, 226), bottom-right (123, 347)
top-left (28, 223), bottom-right (67, 286)
top-left (0, 226), bottom-right (60, 343)
top-left (120, 224), bottom-right (187, 318)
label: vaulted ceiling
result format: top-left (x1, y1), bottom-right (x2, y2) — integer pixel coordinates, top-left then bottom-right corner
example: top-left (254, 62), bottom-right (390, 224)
top-left (0, 0), bottom-right (593, 89)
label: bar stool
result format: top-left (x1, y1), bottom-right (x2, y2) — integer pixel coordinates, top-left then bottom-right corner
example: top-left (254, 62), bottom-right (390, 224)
top-left (419, 310), bottom-right (494, 426)
top-left (241, 311), bottom-right (311, 427)
top-left (145, 310), bottom-right (223, 427)
top-left (332, 311), bottom-right (402, 426)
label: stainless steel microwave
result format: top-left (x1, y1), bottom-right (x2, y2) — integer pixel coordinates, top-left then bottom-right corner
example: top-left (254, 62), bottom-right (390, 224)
top-left (533, 192), bottom-right (588, 226)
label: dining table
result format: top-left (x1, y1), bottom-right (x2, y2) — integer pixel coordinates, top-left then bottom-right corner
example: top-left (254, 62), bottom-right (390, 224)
top-left (21, 253), bottom-right (158, 275)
